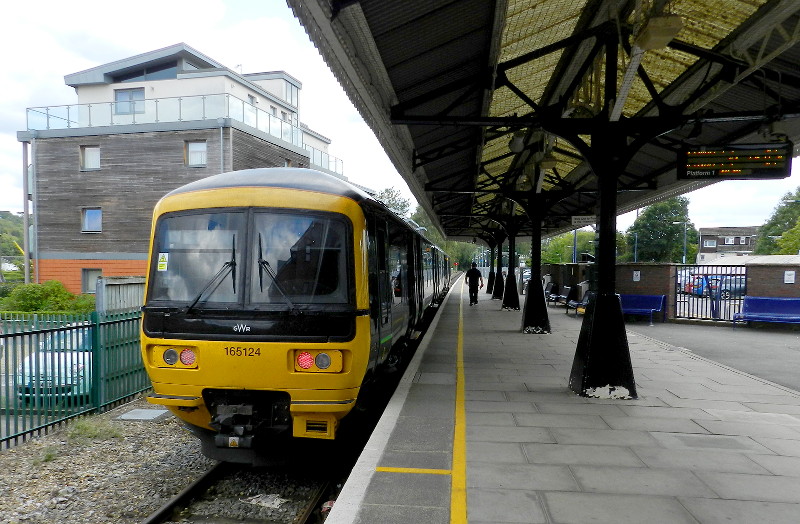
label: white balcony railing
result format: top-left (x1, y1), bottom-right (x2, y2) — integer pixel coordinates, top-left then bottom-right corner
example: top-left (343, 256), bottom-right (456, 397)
top-left (26, 93), bottom-right (343, 175)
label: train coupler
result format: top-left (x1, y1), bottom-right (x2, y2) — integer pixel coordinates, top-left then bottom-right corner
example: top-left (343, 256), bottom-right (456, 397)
top-left (214, 431), bottom-right (255, 448)
top-left (211, 404), bottom-right (256, 448)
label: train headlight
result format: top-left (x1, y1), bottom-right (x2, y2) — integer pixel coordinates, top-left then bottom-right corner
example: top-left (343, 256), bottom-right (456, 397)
top-left (163, 349), bottom-right (179, 365)
top-left (315, 352), bottom-right (332, 369)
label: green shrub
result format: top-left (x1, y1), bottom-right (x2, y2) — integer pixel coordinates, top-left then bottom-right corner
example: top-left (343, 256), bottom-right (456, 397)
top-left (0, 280), bottom-right (94, 313)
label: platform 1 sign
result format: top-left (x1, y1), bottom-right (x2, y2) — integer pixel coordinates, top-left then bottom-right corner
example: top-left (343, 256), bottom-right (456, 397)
top-left (677, 142), bottom-right (793, 180)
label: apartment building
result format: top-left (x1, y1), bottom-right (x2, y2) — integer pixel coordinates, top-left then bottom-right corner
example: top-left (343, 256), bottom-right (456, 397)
top-left (17, 43), bottom-right (347, 294)
top-left (697, 226), bottom-right (760, 262)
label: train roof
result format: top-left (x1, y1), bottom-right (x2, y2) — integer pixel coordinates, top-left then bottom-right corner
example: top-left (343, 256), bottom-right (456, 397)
top-left (165, 168), bottom-right (373, 203)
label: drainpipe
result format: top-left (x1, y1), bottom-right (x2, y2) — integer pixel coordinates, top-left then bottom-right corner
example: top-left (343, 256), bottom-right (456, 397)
top-left (21, 139), bottom-right (31, 283)
top-left (217, 118), bottom-right (225, 174)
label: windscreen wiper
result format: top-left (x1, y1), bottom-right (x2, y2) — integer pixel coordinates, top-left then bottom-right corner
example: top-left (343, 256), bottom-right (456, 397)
top-left (258, 233), bottom-right (298, 313)
top-left (185, 235), bottom-right (237, 313)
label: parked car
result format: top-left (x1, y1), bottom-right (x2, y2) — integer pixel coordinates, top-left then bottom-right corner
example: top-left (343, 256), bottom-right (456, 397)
top-left (521, 268), bottom-right (531, 294)
top-left (676, 270), bottom-right (693, 294)
top-left (685, 275), bottom-right (721, 296)
top-left (16, 324), bottom-right (92, 406)
top-left (714, 275), bottom-right (746, 299)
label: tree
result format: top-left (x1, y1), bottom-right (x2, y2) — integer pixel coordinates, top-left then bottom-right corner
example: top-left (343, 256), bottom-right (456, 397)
top-left (374, 187), bottom-right (411, 217)
top-left (0, 211), bottom-right (25, 256)
top-left (776, 216), bottom-right (800, 255)
top-left (625, 197), bottom-right (697, 263)
top-left (541, 231), bottom-right (596, 263)
top-left (754, 187), bottom-right (800, 254)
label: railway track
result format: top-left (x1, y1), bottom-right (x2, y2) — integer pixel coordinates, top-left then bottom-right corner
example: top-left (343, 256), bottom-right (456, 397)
top-left (140, 296), bottom-right (441, 524)
top-left (141, 460), bottom-right (336, 524)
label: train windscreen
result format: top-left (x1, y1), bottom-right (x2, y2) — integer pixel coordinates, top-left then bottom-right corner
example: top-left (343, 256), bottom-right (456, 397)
top-left (148, 210), bottom-right (350, 309)
top-left (250, 212), bottom-right (349, 306)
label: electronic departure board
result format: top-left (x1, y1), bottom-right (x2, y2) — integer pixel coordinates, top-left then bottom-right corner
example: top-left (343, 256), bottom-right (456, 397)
top-left (677, 142), bottom-right (793, 180)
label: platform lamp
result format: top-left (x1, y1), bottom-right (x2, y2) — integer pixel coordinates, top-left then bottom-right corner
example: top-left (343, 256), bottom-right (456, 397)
top-left (672, 220), bottom-right (688, 264)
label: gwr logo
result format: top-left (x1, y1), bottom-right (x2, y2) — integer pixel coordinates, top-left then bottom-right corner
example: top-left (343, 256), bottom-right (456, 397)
top-left (233, 324), bottom-right (251, 333)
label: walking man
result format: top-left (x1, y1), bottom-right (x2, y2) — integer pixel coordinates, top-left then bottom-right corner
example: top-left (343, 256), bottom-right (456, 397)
top-left (466, 262), bottom-right (484, 306)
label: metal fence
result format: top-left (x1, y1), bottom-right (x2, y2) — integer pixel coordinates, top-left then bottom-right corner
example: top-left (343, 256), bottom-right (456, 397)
top-left (675, 264), bottom-right (747, 321)
top-left (0, 309), bottom-right (149, 448)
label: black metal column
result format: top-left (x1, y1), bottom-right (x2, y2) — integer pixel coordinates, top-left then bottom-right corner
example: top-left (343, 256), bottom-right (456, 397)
top-left (502, 228), bottom-right (521, 310)
top-left (521, 207), bottom-right (550, 333)
top-left (486, 241), bottom-right (496, 294)
top-left (492, 239), bottom-right (505, 300)
top-left (567, 138), bottom-right (637, 398)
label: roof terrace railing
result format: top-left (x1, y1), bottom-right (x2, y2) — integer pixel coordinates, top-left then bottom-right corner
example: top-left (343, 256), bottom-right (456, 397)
top-left (26, 93), bottom-right (343, 175)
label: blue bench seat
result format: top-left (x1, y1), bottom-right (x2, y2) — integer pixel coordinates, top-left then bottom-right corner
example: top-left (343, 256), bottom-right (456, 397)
top-left (619, 294), bottom-right (666, 325)
top-left (733, 297), bottom-right (800, 325)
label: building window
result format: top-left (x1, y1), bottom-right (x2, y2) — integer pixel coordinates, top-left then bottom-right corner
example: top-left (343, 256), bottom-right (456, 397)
top-left (703, 239), bottom-right (717, 248)
top-left (248, 94), bottom-right (257, 105)
top-left (740, 237), bottom-right (748, 244)
top-left (80, 145), bottom-right (100, 170)
top-left (114, 88), bottom-right (145, 114)
top-left (270, 106), bottom-right (277, 116)
top-left (82, 208), bottom-right (102, 233)
top-left (185, 141), bottom-right (207, 167)
top-left (285, 82), bottom-right (299, 107)
top-left (724, 237), bottom-right (735, 245)
top-left (82, 268), bottom-right (102, 294)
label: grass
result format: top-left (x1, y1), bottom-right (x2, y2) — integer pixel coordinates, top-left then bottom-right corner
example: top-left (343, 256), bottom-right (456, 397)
top-left (32, 446), bottom-right (60, 465)
top-left (68, 417), bottom-right (123, 443)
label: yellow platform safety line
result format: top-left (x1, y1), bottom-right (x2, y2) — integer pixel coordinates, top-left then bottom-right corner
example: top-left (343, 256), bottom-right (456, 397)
top-left (373, 278), bottom-right (469, 524)
top-left (451, 279), bottom-right (468, 523)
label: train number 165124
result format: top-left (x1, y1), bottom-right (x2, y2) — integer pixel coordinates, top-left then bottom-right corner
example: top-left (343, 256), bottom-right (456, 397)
top-left (224, 347), bottom-right (261, 357)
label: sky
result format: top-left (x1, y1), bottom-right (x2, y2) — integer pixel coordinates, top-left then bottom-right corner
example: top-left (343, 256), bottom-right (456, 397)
top-left (1, 0), bottom-right (799, 235)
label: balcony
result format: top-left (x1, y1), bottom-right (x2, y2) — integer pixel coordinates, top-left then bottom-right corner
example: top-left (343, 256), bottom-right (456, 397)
top-left (26, 94), bottom-right (343, 176)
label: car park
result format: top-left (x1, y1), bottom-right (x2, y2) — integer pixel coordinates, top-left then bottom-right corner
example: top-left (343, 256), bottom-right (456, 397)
top-left (16, 324), bottom-right (92, 406)
top-left (714, 275), bottom-right (746, 299)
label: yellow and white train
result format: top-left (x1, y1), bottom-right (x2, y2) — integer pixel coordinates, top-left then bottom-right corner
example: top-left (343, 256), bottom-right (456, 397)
top-left (140, 168), bottom-right (451, 462)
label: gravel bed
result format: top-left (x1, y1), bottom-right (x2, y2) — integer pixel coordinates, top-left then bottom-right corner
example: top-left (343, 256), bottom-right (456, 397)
top-left (0, 395), bottom-right (215, 524)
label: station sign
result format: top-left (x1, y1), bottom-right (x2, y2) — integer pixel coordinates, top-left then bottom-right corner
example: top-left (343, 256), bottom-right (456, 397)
top-left (677, 142), bottom-right (793, 180)
top-left (571, 215), bottom-right (597, 227)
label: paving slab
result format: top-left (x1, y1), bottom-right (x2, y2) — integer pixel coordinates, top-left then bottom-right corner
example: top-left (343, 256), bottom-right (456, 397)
top-left (325, 281), bottom-right (800, 524)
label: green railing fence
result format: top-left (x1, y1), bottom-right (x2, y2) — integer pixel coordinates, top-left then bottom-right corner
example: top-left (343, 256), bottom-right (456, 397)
top-left (0, 309), bottom-right (149, 448)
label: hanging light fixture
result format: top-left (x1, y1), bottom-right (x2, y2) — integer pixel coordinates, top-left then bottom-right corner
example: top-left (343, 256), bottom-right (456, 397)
top-left (508, 131), bottom-right (526, 153)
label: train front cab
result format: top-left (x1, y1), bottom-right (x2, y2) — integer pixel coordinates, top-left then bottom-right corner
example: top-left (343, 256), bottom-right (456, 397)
top-left (141, 186), bottom-right (375, 449)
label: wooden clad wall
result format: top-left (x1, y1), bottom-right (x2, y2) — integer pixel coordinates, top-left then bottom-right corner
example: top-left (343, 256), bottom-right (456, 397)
top-left (34, 127), bottom-right (307, 255)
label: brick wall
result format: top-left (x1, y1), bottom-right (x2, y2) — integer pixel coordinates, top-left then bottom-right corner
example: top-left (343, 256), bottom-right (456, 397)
top-left (615, 263), bottom-right (676, 319)
top-left (39, 259), bottom-right (148, 295)
top-left (746, 266), bottom-right (800, 298)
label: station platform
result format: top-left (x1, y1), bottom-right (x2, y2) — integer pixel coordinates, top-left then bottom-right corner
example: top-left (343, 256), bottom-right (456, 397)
top-left (326, 276), bottom-right (800, 524)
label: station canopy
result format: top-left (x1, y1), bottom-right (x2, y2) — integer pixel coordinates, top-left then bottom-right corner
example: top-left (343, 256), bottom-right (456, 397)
top-left (288, 0), bottom-right (800, 241)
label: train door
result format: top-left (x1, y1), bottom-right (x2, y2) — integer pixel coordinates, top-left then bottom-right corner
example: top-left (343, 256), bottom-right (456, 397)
top-left (370, 218), bottom-right (393, 365)
top-left (388, 225), bottom-right (410, 341)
